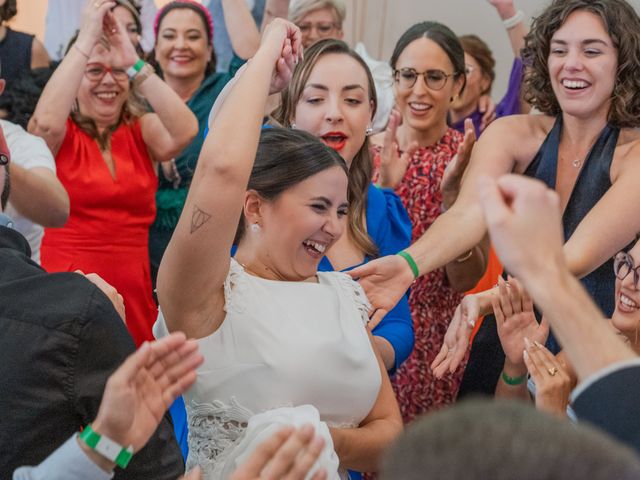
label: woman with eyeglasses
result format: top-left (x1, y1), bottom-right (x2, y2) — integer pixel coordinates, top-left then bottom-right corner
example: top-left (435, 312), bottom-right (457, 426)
top-left (30, 1), bottom-right (198, 346)
top-left (492, 240), bottom-right (640, 418)
top-left (369, 21), bottom-right (489, 423)
top-left (353, 0), bottom-right (640, 398)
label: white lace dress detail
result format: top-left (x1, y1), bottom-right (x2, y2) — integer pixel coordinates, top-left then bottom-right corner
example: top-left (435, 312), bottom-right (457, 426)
top-left (156, 257), bottom-right (381, 479)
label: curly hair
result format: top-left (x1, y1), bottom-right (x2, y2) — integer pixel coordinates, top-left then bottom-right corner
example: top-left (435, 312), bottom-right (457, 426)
top-left (522, 0), bottom-right (640, 128)
top-left (0, 0), bottom-right (17, 23)
top-left (273, 39), bottom-right (378, 258)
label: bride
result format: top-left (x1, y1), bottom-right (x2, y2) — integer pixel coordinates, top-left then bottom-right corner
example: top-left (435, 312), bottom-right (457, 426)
top-left (155, 18), bottom-right (402, 479)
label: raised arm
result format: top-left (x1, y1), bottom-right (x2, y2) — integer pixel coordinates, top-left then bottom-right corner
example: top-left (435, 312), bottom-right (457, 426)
top-left (261, 0), bottom-right (289, 30)
top-left (350, 116), bottom-right (523, 321)
top-left (28, 1), bottom-right (116, 154)
top-left (157, 19), bottom-right (302, 339)
top-left (488, 0), bottom-right (528, 57)
top-left (222, 0), bottom-right (261, 60)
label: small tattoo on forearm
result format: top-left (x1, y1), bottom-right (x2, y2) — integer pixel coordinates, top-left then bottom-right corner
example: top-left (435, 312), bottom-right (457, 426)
top-left (190, 205), bottom-right (212, 234)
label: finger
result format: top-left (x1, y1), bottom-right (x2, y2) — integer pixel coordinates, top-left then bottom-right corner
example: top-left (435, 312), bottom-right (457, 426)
top-left (491, 290), bottom-right (505, 326)
top-left (237, 427), bottom-right (295, 476)
top-left (430, 343), bottom-right (449, 373)
top-left (381, 111), bottom-right (400, 160)
top-left (523, 340), bottom-right (543, 382)
top-left (110, 340), bottom-right (152, 387)
top-left (347, 261), bottom-right (374, 280)
top-left (476, 175), bottom-right (511, 228)
top-left (284, 434), bottom-right (325, 480)
top-left (537, 316), bottom-right (550, 344)
top-left (450, 326), bottom-right (471, 372)
top-left (506, 275), bottom-right (523, 314)
top-left (520, 279), bottom-right (534, 312)
top-left (497, 277), bottom-right (513, 318)
top-left (263, 425), bottom-right (316, 479)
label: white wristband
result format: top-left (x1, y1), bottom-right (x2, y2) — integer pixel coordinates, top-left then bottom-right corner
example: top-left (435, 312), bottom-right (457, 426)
top-left (503, 10), bottom-right (524, 29)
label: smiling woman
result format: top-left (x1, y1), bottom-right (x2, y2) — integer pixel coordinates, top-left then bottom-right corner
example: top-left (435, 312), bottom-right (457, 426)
top-left (28, 0), bottom-right (198, 346)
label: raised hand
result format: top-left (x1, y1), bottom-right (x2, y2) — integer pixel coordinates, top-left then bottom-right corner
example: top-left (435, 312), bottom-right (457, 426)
top-left (348, 254), bottom-right (415, 326)
top-left (103, 10), bottom-right (139, 67)
top-left (477, 174), bottom-right (565, 282)
top-left (77, 271), bottom-right (126, 322)
top-left (524, 338), bottom-right (572, 417)
top-left (441, 118), bottom-right (476, 210)
top-left (487, 0), bottom-right (518, 20)
top-left (91, 333), bottom-right (203, 451)
top-left (76, 0), bottom-right (117, 56)
top-left (230, 425), bottom-right (327, 480)
top-left (378, 109), bottom-right (419, 189)
top-left (493, 276), bottom-right (549, 365)
top-left (478, 95), bottom-right (497, 133)
top-left (431, 293), bottom-right (481, 377)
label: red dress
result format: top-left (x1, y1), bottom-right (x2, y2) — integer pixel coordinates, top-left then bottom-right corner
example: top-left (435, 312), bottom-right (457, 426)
top-left (373, 128), bottom-right (466, 423)
top-left (41, 118), bottom-right (158, 346)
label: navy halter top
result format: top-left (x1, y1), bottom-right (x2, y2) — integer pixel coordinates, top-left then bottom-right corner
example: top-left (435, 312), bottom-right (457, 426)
top-left (524, 117), bottom-right (620, 317)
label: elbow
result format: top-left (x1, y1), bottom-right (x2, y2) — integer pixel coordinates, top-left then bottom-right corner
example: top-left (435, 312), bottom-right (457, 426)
top-left (28, 115), bottom-right (65, 144)
top-left (167, 116), bottom-right (199, 159)
top-left (48, 193), bottom-right (70, 227)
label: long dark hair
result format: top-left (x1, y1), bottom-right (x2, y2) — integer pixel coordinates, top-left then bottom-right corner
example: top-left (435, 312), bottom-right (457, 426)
top-left (390, 21), bottom-right (467, 97)
top-left (522, 0), bottom-right (640, 128)
top-left (235, 127), bottom-right (348, 244)
top-left (149, 1), bottom-right (217, 77)
top-left (273, 39), bottom-right (378, 257)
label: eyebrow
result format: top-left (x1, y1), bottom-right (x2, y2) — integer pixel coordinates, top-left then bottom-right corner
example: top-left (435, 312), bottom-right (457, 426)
top-left (305, 83), bottom-right (366, 92)
top-left (160, 28), bottom-right (203, 34)
top-left (551, 38), bottom-right (610, 47)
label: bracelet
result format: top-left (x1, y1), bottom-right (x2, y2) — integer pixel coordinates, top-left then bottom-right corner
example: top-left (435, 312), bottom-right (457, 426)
top-left (503, 10), bottom-right (524, 29)
top-left (73, 44), bottom-right (90, 59)
top-left (455, 250), bottom-right (473, 263)
top-left (132, 63), bottom-right (155, 87)
top-left (501, 370), bottom-right (527, 386)
top-left (397, 250), bottom-right (419, 279)
top-left (126, 58), bottom-right (146, 79)
top-left (79, 424), bottom-right (134, 469)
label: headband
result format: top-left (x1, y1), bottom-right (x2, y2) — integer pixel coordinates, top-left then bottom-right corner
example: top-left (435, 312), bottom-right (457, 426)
top-left (153, 0), bottom-right (214, 44)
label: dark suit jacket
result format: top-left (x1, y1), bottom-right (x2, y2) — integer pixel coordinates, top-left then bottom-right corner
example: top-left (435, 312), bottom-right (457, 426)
top-left (572, 360), bottom-right (640, 454)
top-left (0, 226), bottom-right (184, 479)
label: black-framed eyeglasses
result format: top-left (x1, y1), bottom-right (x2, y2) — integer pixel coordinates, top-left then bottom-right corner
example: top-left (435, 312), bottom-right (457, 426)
top-left (393, 68), bottom-right (456, 91)
top-left (614, 251), bottom-right (640, 289)
top-left (84, 63), bottom-right (129, 82)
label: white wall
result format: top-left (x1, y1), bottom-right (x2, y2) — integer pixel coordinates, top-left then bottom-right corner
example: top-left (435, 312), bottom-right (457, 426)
top-left (13, 0), bottom-right (640, 101)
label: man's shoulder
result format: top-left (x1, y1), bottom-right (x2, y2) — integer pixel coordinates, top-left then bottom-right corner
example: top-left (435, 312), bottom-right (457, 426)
top-left (0, 119), bottom-right (55, 170)
top-left (0, 257), bottom-right (125, 337)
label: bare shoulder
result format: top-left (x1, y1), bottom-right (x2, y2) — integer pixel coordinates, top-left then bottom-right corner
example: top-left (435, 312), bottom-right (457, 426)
top-left (476, 114), bottom-right (554, 172)
top-left (611, 128), bottom-right (640, 181)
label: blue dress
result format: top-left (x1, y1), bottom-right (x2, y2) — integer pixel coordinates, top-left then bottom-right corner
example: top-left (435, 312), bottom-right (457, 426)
top-left (319, 183), bottom-right (414, 372)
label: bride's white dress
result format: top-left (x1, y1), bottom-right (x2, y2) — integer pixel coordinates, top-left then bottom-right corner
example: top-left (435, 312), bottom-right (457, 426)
top-left (154, 258), bottom-right (382, 479)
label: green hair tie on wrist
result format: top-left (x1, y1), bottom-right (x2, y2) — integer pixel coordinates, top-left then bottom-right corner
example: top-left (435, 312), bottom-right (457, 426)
top-left (397, 250), bottom-right (419, 279)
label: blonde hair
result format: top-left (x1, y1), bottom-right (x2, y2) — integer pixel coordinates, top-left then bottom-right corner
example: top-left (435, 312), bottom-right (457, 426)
top-left (288, 0), bottom-right (346, 27)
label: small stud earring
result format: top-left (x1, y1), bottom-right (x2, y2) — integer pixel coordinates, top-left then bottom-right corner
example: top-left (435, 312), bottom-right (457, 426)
top-left (291, 123), bottom-right (297, 129)
top-left (250, 223), bottom-right (261, 233)
top-left (365, 126), bottom-right (373, 136)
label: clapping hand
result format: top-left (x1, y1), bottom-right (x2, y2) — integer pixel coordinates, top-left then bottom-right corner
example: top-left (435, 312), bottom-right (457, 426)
top-left (261, 18), bottom-right (303, 95)
top-left (478, 95), bottom-right (497, 133)
top-left (76, 0), bottom-right (117, 56)
top-left (230, 425), bottom-right (327, 480)
top-left (91, 332), bottom-right (203, 452)
top-left (524, 338), bottom-right (572, 417)
top-left (441, 118), bottom-right (476, 210)
top-left (103, 8), bottom-right (139, 67)
top-left (431, 293), bottom-right (481, 377)
top-left (377, 109), bottom-right (419, 189)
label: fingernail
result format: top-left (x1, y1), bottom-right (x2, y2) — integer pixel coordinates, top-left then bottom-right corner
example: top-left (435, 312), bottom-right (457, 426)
top-left (523, 349), bottom-right (529, 361)
top-left (524, 337), bottom-right (532, 349)
top-left (534, 340), bottom-right (544, 349)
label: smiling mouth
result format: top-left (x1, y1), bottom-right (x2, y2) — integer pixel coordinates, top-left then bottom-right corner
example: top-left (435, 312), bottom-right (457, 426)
top-left (619, 292), bottom-right (639, 312)
top-left (95, 92), bottom-right (118, 101)
top-left (408, 102), bottom-right (432, 114)
top-left (302, 239), bottom-right (328, 258)
top-left (561, 79), bottom-right (590, 91)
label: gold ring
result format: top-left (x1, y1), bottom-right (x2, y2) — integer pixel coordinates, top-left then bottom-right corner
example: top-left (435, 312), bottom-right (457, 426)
top-left (548, 367), bottom-right (559, 376)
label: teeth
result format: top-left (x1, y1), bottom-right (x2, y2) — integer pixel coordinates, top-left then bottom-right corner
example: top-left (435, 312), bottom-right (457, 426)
top-left (562, 80), bottom-right (588, 89)
top-left (96, 92), bottom-right (117, 99)
top-left (409, 102), bottom-right (430, 111)
top-left (620, 294), bottom-right (638, 308)
top-left (304, 240), bottom-right (326, 253)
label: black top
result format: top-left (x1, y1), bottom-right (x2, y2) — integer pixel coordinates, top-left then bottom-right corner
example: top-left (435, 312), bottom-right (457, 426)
top-left (0, 226), bottom-right (183, 478)
top-left (524, 117), bottom-right (620, 317)
top-left (0, 28), bottom-right (33, 84)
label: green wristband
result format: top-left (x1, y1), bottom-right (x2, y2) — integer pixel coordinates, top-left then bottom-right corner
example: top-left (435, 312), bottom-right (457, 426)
top-left (79, 424), bottom-right (134, 469)
top-left (501, 370), bottom-right (528, 386)
top-left (397, 250), bottom-right (419, 279)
